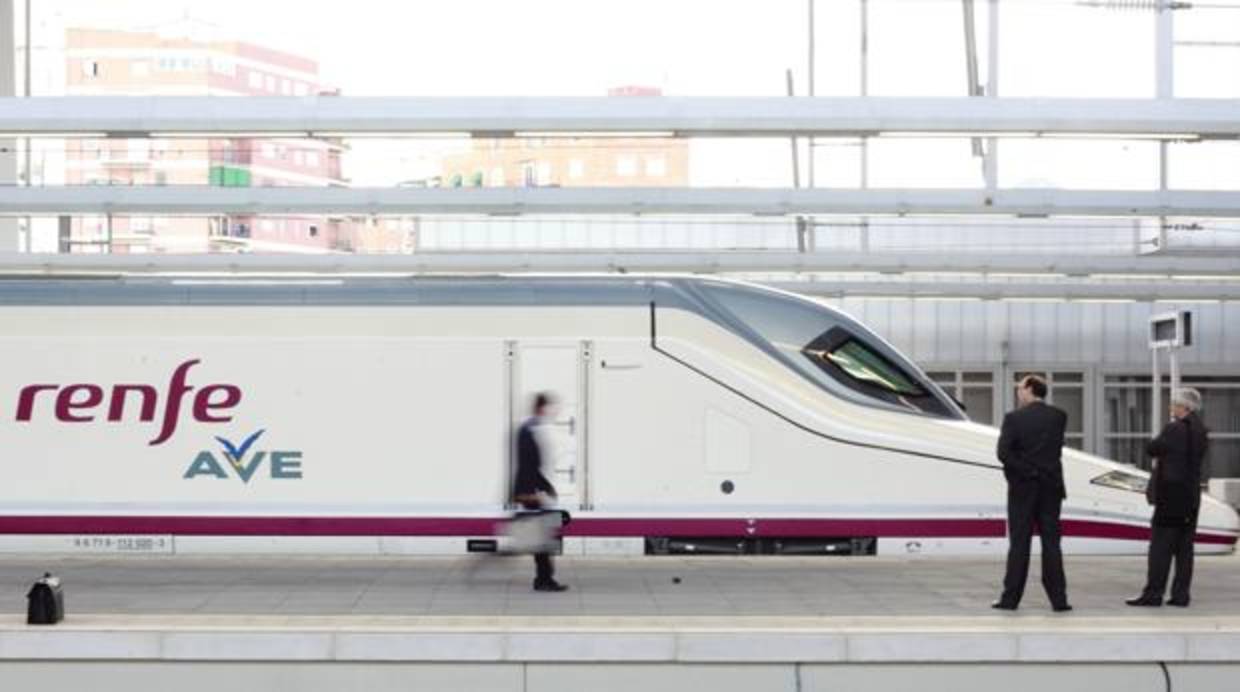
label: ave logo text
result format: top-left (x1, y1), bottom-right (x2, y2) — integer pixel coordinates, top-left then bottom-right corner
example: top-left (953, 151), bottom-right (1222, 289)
top-left (184, 429), bottom-right (303, 483)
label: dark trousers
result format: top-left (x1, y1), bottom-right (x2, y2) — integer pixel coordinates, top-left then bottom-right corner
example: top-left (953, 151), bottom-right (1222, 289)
top-left (519, 499), bottom-right (555, 585)
top-left (1001, 480), bottom-right (1068, 606)
top-left (1142, 517), bottom-right (1196, 602)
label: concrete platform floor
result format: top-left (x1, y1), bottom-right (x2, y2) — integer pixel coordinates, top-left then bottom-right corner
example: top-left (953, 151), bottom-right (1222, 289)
top-left (1, 553), bottom-right (1238, 618)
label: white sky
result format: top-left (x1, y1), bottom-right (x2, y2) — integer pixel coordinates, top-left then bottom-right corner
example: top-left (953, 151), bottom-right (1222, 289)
top-left (15, 0), bottom-right (1240, 187)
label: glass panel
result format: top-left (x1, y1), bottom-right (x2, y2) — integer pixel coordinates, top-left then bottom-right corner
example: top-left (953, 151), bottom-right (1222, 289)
top-left (962, 387), bottom-right (994, 425)
top-left (1066, 435), bottom-right (1085, 451)
top-left (821, 339), bottom-right (925, 396)
top-left (1054, 388), bottom-right (1085, 435)
top-left (962, 372), bottom-right (993, 383)
top-left (1105, 437), bottom-right (1151, 470)
top-left (1205, 439), bottom-right (1240, 480)
top-left (927, 371), bottom-right (957, 385)
top-left (1052, 372), bottom-right (1084, 383)
top-left (1103, 385), bottom-right (1171, 437)
top-left (1201, 388), bottom-right (1240, 434)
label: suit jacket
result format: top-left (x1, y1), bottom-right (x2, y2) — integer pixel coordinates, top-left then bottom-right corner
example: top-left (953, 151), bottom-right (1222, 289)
top-left (1147, 411), bottom-right (1208, 525)
top-left (513, 418), bottom-right (556, 501)
top-left (997, 400), bottom-right (1068, 498)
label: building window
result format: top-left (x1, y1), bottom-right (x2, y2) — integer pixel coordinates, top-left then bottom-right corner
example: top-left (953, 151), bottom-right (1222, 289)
top-left (489, 166), bottom-right (505, 186)
top-left (616, 156), bottom-right (637, 177)
top-left (928, 370), bottom-right (996, 425)
top-left (306, 151), bottom-right (320, 167)
top-left (521, 161), bottom-right (537, 187)
top-left (211, 59), bottom-right (235, 76)
top-left (536, 162), bottom-right (552, 186)
top-left (645, 155), bottom-right (667, 177)
top-left (81, 60), bottom-right (99, 78)
top-left (1102, 374), bottom-right (1240, 479)
top-left (568, 159), bottom-right (584, 179)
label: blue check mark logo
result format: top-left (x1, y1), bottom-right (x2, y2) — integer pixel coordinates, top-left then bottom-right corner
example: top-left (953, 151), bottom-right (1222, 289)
top-left (214, 429), bottom-right (265, 473)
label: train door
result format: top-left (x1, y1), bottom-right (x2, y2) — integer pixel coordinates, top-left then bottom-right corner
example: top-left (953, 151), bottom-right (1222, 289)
top-left (510, 340), bottom-right (591, 510)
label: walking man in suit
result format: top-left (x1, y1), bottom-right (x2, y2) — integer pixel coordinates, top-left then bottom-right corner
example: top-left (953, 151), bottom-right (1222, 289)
top-left (993, 375), bottom-right (1072, 612)
top-left (1127, 387), bottom-right (1208, 607)
top-left (513, 392), bottom-right (568, 592)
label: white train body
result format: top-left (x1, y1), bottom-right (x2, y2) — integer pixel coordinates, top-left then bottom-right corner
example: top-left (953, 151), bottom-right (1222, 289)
top-left (1, 276), bottom-right (1235, 556)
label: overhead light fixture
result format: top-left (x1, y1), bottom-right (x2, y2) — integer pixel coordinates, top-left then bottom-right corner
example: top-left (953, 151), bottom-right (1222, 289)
top-left (911, 296), bottom-right (984, 302)
top-left (879, 131), bottom-right (1039, 139)
top-left (171, 279), bottom-right (345, 286)
top-left (1171, 274), bottom-right (1240, 282)
top-left (157, 132), bottom-right (310, 139)
top-left (1089, 273), bottom-right (1172, 280)
top-left (877, 131), bottom-right (1201, 141)
top-left (513, 131), bottom-right (677, 138)
top-left (310, 132), bottom-right (471, 139)
top-left (1040, 132), bottom-right (1201, 141)
top-left (986, 272), bottom-right (1069, 279)
top-left (0, 132), bottom-right (107, 138)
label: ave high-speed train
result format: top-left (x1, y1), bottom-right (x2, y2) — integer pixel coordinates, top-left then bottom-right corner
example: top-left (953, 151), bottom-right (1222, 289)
top-left (1, 276), bottom-right (1236, 556)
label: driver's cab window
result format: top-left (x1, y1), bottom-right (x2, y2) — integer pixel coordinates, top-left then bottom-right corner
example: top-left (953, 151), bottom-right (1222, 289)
top-left (697, 282), bottom-right (960, 419)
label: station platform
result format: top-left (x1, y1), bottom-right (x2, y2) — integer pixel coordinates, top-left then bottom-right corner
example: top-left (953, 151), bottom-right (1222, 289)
top-left (2, 554), bottom-right (1238, 691)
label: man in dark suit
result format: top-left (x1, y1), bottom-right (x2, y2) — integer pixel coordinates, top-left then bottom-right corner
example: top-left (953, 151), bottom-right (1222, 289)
top-left (993, 375), bottom-right (1072, 612)
top-left (1127, 387), bottom-right (1208, 607)
top-left (513, 392), bottom-right (568, 592)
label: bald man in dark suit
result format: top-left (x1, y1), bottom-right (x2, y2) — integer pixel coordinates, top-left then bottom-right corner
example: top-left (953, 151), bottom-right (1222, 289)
top-left (993, 375), bottom-right (1072, 612)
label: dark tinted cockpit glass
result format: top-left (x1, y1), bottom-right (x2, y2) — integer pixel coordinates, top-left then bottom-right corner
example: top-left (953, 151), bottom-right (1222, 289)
top-left (809, 332), bottom-right (924, 396)
top-left (696, 282), bottom-right (959, 419)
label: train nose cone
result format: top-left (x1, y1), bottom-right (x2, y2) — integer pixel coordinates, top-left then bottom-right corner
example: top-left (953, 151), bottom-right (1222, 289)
top-left (1199, 493), bottom-right (1240, 549)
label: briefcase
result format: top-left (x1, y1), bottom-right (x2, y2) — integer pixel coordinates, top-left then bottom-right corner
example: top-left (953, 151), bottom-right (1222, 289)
top-left (503, 509), bottom-right (569, 554)
top-left (27, 573), bottom-right (65, 625)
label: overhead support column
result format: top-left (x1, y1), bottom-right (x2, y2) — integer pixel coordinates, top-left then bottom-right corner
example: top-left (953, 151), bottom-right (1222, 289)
top-left (0, 0), bottom-right (18, 251)
top-left (1155, 3), bottom-right (1174, 252)
top-left (984, 0), bottom-right (999, 191)
top-left (859, 0), bottom-right (870, 252)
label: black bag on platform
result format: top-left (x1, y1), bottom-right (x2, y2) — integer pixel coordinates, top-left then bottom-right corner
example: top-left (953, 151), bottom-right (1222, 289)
top-left (27, 573), bottom-right (64, 625)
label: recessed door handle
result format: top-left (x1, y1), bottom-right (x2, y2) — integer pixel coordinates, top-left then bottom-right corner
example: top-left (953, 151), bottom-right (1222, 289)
top-left (552, 416), bottom-right (576, 436)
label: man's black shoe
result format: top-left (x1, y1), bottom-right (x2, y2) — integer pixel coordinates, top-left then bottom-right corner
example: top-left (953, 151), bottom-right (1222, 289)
top-left (1125, 596), bottom-right (1162, 606)
top-left (1051, 603), bottom-right (1073, 612)
top-left (990, 600), bottom-right (1018, 611)
top-left (1166, 598), bottom-right (1190, 607)
top-left (533, 580), bottom-right (569, 592)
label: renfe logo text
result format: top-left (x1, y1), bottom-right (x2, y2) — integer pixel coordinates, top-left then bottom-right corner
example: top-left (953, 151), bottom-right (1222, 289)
top-left (14, 359), bottom-right (241, 446)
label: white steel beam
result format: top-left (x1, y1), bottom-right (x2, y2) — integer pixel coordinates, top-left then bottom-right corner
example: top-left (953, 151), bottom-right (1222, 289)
top-left (4, 186), bottom-right (1240, 217)
top-left (772, 279), bottom-right (1240, 302)
top-left (1, 96), bottom-right (1239, 137)
top-left (0, 251), bottom-right (1237, 278)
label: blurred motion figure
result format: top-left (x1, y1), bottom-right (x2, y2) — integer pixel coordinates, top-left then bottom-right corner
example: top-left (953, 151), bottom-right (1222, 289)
top-left (513, 392), bottom-right (568, 593)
